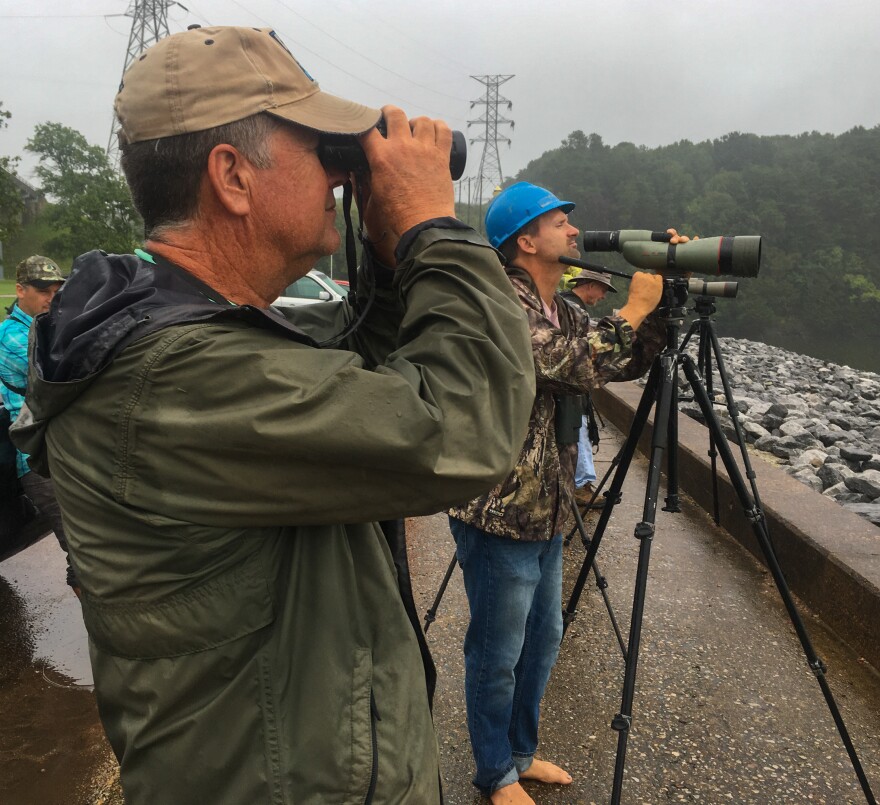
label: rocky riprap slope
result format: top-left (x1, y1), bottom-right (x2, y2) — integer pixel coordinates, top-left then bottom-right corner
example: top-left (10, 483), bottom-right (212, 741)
top-left (649, 338), bottom-right (880, 527)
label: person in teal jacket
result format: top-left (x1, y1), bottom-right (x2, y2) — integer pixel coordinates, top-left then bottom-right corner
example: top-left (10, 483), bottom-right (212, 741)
top-left (12, 26), bottom-right (535, 804)
top-left (0, 255), bottom-right (77, 584)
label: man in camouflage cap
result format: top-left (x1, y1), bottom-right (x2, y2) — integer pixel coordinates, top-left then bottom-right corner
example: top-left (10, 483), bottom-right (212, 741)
top-left (15, 255), bottom-right (66, 314)
top-left (566, 267), bottom-right (617, 300)
top-left (0, 256), bottom-right (76, 587)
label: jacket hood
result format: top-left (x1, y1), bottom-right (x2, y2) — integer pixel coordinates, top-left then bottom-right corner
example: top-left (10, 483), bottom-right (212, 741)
top-left (34, 250), bottom-right (236, 385)
top-left (11, 249), bottom-right (314, 473)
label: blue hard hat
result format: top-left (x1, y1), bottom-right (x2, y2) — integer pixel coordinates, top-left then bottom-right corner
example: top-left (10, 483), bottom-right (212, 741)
top-left (485, 182), bottom-right (576, 249)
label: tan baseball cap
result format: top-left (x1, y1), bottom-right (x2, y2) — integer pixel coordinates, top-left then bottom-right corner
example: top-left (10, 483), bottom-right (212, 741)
top-left (114, 26), bottom-right (382, 144)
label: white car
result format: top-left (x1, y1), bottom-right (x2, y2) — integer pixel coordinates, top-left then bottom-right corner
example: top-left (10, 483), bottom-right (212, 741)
top-left (273, 270), bottom-right (349, 308)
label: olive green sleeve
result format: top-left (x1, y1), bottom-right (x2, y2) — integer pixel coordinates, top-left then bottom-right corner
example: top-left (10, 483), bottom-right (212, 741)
top-left (272, 252), bottom-right (403, 367)
top-left (106, 228), bottom-right (536, 527)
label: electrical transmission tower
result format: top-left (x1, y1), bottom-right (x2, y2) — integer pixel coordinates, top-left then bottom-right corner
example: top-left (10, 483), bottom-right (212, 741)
top-left (106, 1), bottom-right (178, 165)
top-left (467, 75), bottom-right (514, 212)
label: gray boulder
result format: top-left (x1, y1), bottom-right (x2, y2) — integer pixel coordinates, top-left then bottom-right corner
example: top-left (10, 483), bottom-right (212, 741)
top-left (844, 470), bottom-right (880, 500)
top-left (741, 420), bottom-right (771, 443)
top-left (816, 463), bottom-right (850, 490)
top-left (839, 445), bottom-right (873, 464)
top-left (790, 468), bottom-right (823, 493)
top-left (791, 449), bottom-right (828, 470)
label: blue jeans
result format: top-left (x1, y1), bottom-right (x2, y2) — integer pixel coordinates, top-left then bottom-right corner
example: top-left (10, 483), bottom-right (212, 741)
top-left (449, 518), bottom-right (564, 795)
top-left (575, 414), bottom-right (597, 488)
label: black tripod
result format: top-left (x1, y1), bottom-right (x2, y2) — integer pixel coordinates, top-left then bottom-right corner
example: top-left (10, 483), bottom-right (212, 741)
top-left (563, 278), bottom-right (877, 804)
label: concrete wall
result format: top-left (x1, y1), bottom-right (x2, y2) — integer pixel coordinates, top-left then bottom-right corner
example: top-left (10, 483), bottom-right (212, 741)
top-left (593, 380), bottom-right (880, 672)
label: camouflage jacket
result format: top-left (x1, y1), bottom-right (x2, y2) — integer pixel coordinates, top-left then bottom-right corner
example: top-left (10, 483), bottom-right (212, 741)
top-left (449, 265), bottom-right (665, 541)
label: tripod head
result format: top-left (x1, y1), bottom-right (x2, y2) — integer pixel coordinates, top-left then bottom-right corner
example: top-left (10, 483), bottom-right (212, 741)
top-left (658, 275), bottom-right (690, 324)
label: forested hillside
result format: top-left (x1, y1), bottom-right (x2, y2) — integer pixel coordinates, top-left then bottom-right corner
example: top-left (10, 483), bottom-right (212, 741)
top-left (516, 126), bottom-right (880, 371)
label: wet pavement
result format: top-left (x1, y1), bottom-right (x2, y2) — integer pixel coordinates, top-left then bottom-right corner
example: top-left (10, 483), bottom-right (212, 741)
top-left (408, 426), bottom-right (880, 804)
top-left (2, 424), bottom-right (879, 804)
top-left (0, 534), bottom-right (122, 804)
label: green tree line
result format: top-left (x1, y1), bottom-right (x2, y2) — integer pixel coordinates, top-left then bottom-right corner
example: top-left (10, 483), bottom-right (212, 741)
top-left (3, 102), bottom-right (878, 370)
top-left (515, 126), bottom-right (880, 371)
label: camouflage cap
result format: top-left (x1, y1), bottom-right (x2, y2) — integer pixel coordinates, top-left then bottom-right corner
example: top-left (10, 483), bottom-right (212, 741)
top-left (568, 269), bottom-right (617, 293)
top-left (16, 255), bottom-right (65, 286)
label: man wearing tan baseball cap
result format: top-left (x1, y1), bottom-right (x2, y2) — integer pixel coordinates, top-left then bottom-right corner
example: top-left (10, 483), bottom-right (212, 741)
top-left (11, 24), bottom-right (535, 805)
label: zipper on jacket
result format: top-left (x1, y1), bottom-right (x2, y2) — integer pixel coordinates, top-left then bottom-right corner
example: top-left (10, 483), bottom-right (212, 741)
top-left (364, 690), bottom-right (381, 804)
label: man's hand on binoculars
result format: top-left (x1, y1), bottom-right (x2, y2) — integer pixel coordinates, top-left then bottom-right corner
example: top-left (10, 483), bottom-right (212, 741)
top-left (358, 105), bottom-right (455, 261)
top-left (618, 272), bottom-right (664, 331)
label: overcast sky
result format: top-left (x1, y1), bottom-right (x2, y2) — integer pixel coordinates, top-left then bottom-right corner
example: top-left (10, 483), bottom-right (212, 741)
top-left (1, 0), bottom-right (879, 192)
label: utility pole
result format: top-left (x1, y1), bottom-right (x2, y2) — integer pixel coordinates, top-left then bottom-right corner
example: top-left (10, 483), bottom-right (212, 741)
top-left (106, 1), bottom-right (178, 166)
top-left (467, 75), bottom-right (514, 225)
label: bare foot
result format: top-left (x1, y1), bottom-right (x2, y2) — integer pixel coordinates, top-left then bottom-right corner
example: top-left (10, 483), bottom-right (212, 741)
top-left (519, 758), bottom-right (573, 785)
top-left (490, 781), bottom-right (535, 804)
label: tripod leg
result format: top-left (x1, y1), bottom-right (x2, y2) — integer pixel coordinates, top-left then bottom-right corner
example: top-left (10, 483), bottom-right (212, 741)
top-left (424, 553), bottom-right (458, 633)
top-left (662, 370), bottom-right (681, 513)
top-left (666, 319), bottom-right (702, 513)
top-left (609, 352), bottom-right (678, 805)
top-left (704, 322), bottom-right (771, 520)
top-left (562, 361), bottom-right (661, 635)
top-left (680, 353), bottom-right (877, 805)
top-left (565, 451), bottom-right (620, 546)
top-left (699, 323), bottom-right (722, 524)
top-left (569, 501), bottom-right (627, 660)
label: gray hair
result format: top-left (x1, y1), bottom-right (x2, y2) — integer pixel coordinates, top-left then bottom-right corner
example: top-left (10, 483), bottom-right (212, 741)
top-left (120, 113), bottom-right (285, 239)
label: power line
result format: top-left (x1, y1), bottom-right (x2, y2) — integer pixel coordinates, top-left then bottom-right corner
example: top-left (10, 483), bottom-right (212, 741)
top-left (326, 0), bottom-right (475, 76)
top-left (224, 0), bottom-right (468, 123)
top-left (0, 13), bottom-right (115, 18)
top-left (267, 0), bottom-right (472, 105)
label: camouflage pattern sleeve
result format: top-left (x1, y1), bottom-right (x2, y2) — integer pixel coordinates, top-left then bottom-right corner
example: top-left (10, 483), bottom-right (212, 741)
top-left (511, 277), bottom-right (655, 395)
top-left (611, 310), bottom-right (666, 382)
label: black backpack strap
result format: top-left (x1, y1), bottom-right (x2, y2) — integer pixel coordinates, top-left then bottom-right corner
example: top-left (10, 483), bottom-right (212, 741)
top-left (585, 394), bottom-right (601, 449)
top-left (0, 374), bottom-right (27, 397)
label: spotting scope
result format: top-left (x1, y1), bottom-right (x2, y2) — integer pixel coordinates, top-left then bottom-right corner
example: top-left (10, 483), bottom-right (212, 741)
top-left (583, 230), bottom-right (762, 278)
top-left (559, 256), bottom-right (739, 298)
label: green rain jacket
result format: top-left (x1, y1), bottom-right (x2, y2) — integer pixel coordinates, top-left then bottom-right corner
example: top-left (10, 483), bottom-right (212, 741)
top-left (12, 222), bottom-right (535, 804)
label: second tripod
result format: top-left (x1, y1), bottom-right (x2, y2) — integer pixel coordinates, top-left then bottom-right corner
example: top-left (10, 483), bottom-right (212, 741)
top-left (562, 277), bottom-right (876, 804)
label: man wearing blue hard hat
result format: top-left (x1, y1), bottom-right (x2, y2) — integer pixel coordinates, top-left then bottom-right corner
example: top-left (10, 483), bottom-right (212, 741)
top-left (450, 181), bottom-right (687, 804)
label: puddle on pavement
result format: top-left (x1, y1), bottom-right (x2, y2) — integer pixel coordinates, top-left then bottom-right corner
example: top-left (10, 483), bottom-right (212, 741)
top-left (0, 534), bottom-right (121, 804)
top-left (0, 533), bottom-right (92, 686)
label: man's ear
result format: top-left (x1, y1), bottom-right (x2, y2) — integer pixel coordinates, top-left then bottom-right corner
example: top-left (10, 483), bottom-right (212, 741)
top-left (205, 144), bottom-right (254, 217)
top-left (517, 232), bottom-right (537, 255)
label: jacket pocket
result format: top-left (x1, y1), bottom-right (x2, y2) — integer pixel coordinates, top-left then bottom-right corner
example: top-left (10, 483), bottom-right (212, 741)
top-left (346, 648), bottom-right (379, 805)
top-left (81, 549), bottom-right (274, 658)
